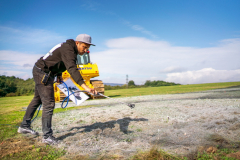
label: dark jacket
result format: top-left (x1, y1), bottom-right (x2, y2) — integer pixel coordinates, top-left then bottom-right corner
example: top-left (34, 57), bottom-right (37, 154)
top-left (35, 39), bottom-right (85, 86)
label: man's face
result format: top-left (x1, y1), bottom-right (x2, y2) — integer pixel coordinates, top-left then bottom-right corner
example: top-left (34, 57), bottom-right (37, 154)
top-left (76, 42), bottom-right (90, 55)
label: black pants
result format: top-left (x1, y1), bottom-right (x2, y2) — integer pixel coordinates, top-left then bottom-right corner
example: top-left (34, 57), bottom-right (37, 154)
top-left (20, 66), bottom-right (55, 138)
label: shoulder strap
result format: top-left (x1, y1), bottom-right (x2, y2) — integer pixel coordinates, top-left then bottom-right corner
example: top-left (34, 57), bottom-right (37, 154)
top-left (42, 43), bottom-right (63, 72)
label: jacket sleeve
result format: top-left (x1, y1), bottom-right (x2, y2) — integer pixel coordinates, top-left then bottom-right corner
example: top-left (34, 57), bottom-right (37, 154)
top-left (61, 43), bottom-right (85, 86)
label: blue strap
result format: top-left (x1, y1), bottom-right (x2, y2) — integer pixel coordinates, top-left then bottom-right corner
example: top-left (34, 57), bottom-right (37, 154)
top-left (31, 104), bottom-right (42, 122)
top-left (61, 81), bottom-right (74, 108)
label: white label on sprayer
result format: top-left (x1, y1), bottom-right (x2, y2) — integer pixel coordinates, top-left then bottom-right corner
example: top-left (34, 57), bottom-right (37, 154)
top-left (57, 78), bottom-right (89, 105)
top-left (43, 43), bottom-right (62, 60)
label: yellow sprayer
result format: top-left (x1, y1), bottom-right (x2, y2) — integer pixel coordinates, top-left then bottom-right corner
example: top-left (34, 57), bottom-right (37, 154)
top-left (53, 51), bottom-right (104, 102)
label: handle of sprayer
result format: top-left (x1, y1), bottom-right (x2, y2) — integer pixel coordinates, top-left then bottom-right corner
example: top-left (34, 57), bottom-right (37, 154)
top-left (84, 91), bottom-right (109, 98)
top-left (74, 90), bottom-right (103, 97)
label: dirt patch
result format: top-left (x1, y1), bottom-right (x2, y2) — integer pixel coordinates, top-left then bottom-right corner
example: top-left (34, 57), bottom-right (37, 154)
top-left (227, 151), bottom-right (240, 159)
top-left (31, 88), bottom-right (240, 159)
top-left (0, 135), bottom-right (65, 159)
top-left (0, 136), bottom-right (37, 158)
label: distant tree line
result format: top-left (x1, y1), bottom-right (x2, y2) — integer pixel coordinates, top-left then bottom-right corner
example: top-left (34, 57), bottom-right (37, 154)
top-left (0, 75), bottom-right (35, 97)
top-left (144, 80), bottom-right (179, 87)
top-left (0, 75), bottom-right (181, 97)
top-left (105, 80), bottom-right (180, 90)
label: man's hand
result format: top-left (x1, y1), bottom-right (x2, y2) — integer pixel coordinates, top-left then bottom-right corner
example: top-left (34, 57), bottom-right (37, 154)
top-left (85, 87), bottom-right (98, 95)
top-left (81, 83), bottom-right (98, 95)
top-left (57, 76), bottom-right (63, 83)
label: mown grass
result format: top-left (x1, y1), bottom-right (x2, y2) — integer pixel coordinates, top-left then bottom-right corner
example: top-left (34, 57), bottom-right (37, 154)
top-left (0, 81), bottom-right (239, 159)
top-left (0, 96), bottom-right (30, 141)
top-left (105, 81), bottom-right (240, 98)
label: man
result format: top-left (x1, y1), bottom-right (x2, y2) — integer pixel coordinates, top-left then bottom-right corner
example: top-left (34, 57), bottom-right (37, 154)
top-left (18, 34), bottom-right (97, 144)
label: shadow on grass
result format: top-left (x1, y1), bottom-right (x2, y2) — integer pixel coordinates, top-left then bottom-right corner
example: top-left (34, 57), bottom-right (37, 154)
top-left (58, 117), bottom-right (148, 140)
top-left (107, 95), bottom-right (121, 98)
top-left (224, 85), bottom-right (240, 89)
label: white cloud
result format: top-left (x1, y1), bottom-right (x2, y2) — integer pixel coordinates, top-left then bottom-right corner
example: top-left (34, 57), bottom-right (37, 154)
top-left (91, 37), bottom-right (240, 84)
top-left (160, 66), bottom-right (186, 73)
top-left (0, 25), bottom-right (66, 79)
top-left (0, 70), bottom-right (32, 80)
top-left (131, 25), bottom-right (158, 39)
top-left (0, 25), bottom-right (66, 49)
top-left (0, 50), bottom-right (42, 67)
top-left (20, 74), bottom-right (32, 80)
top-left (165, 68), bottom-right (240, 84)
top-left (0, 24), bottom-right (66, 79)
top-left (0, 70), bottom-right (25, 76)
top-left (122, 20), bottom-right (158, 38)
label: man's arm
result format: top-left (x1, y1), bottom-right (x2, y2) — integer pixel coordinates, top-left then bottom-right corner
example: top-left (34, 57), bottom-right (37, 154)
top-left (61, 43), bottom-right (97, 95)
top-left (61, 43), bottom-right (85, 86)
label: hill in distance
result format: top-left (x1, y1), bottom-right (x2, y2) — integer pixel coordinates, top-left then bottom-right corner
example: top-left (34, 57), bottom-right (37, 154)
top-left (104, 83), bottom-right (124, 86)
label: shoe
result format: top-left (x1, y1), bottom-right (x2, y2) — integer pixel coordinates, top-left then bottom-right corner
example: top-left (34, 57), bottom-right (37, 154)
top-left (18, 127), bottom-right (39, 135)
top-left (42, 135), bottom-right (59, 145)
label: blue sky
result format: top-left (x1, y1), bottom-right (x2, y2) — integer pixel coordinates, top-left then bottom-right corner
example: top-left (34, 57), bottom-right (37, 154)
top-left (0, 0), bottom-right (240, 84)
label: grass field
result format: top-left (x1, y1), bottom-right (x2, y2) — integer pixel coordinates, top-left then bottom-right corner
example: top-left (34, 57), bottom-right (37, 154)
top-left (0, 81), bottom-right (239, 159)
top-left (105, 81), bottom-right (240, 98)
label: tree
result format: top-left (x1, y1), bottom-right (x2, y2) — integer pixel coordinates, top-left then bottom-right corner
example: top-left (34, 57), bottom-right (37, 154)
top-left (128, 80), bottom-right (135, 86)
top-left (144, 80), bottom-right (151, 86)
top-left (0, 75), bottom-right (35, 97)
top-left (144, 80), bottom-right (180, 87)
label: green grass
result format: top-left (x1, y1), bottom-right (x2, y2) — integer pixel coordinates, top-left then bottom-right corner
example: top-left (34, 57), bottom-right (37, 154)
top-left (0, 96), bottom-right (33, 114)
top-left (196, 148), bottom-right (239, 160)
top-left (105, 81), bottom-right (240, 98)
top-left (1, 143), bottom-right (66, 160)
top-left (0, 81), bottom-right (239, 159)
